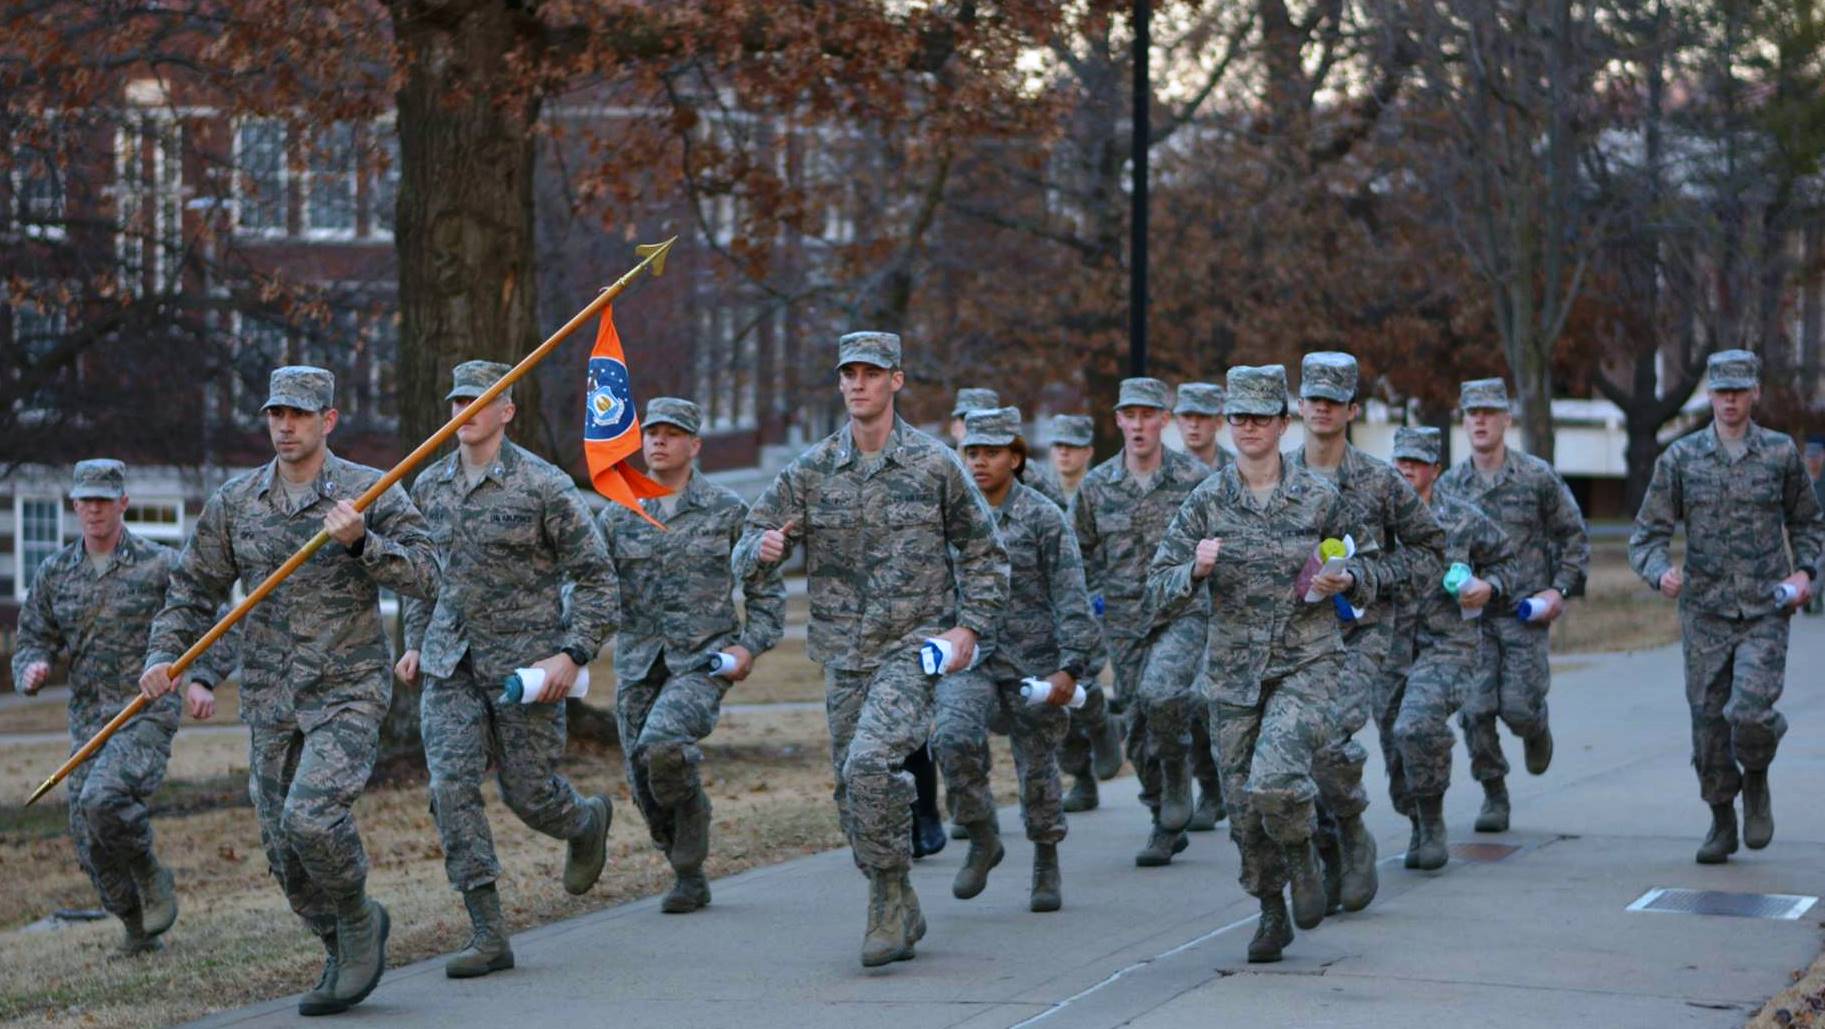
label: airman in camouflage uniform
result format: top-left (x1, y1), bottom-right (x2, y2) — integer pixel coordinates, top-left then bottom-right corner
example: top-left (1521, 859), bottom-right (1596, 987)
top-left (1146, 364), bottom-right (1384, 964)
top-left (399, 361), bottom-right (620, 978)
top-left (1071, 378), bottom-right (1211, 865)
top-left (1384, 427), bottom-right (1516, 870)
top-left (1290, 353), bottom-right (1445, 914)
top-left (1044, 414), bottom-right (1097, 504)
top-left (1175, 382), bottom-right (1233, 472)
top-left (1629, 350), bottom-right (1825, 864)
top-left (950, 387), bottom-right (1068, 510)
top-left (598, 397), bottom-right (786, 914)
top-left (1438, 378), bottom-right (1589, 834)
top-left (735, 331), bottom-right (1008, 968)
top-left (13, 460), bottom-right (228, 955)
top-left (142, 366), bottom-right (437, 1016)
top-left (938, 408), bottom-right (1100, 912)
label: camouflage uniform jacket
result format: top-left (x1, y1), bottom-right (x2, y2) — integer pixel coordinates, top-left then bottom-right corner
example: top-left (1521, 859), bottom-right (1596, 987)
top-left (982, 482), bottom-right (1102, 683)
top-left (146, 451), bottom-right (437, 730)
top-left (1438, 448), bottom-right (1589, 610)
top-left (1628, 423), bottom-right (1825, 619)
top-left (13, 530), bottom-right (226, 736)
top-left (599, 469), bottom-right (786, 681)
top-left (403, 440), bottom-right (619, 681)
top-left (734, 415), bottom-right (1009, 672)
top-left (1415, 492), bottom-right (1517, 647)
top-left (1288, 444), bottom-right (1445, 628)
top-left (1019, 464), bottom-right (1070, 510)
top-left (1070, 447), bottom-right (1211, 639)
top-left (1145, 461), bottom-right (1383, 706)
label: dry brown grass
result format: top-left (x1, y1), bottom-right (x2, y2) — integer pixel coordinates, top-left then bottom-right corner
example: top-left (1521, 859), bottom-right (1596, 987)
top-left (1746, 934), bottom-right (1825, 1029)
top-left (0, 641), bottom-right (1019, 1028)
top-left (1551, 539), bottom-right (1683, 656)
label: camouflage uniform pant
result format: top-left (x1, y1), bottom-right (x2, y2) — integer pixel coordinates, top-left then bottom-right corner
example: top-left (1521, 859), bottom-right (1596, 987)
top-left (1136, 616), bottom-right (1217, 812)
top-left (1680, 609), bottom-right (1790, 804)
top-left (1211, 655), bottom-right (1334, 899)
top-left (1060, 633), bottom-right (1147, 780)
top-left (1371, 615), bottom-right (1419, 814)
top-left (932, 669), bottom-right (1069, 844)
top-left (65, 716), bottom-right (174, 918)
top-left (1382, 633), bottom-right (1476, 810)
top-left (825, 645), bottom-right (935, 873)
top-left (421, 659), bottom-right (591, 892)
top-left (1458, 615), bottom-right (1551, 782)
top-left (249, 705), bottom-right (381, 929)
top-left (615, 660), bottom-right (728, 854)
top-left (1312, 618), bottom-right (1389, 826)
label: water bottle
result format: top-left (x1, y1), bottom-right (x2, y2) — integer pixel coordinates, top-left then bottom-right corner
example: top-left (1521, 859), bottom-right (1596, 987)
top-left (500, 666), bottom-right (592, 705)
top-left (703, 651), bottom-right (741, 678)
top-left (1772, 582), bottom-right (1801, 608)
top-left (1020, 677), bottom-right (1087, 709)
top-left (919, 638), bottom-right (983, 676)
top-left (1444, 562), bottom-right (1482, 620)
top-left (1515, 598), bottom-right (1544, 623)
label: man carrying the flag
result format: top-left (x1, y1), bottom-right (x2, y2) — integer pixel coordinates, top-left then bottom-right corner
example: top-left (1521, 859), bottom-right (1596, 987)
top-left (598, 397), bottom-right (786, 915)
top-left (736, 331), bottom-right (1009, 968)
top-left (139, 366), bottom-right (437, 1015)
top-left (396, 360), bottom-right (620, 979)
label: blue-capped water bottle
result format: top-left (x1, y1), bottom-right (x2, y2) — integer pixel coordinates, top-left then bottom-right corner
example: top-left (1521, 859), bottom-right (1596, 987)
top-left (1515, 598), bottom-right (1545, 623)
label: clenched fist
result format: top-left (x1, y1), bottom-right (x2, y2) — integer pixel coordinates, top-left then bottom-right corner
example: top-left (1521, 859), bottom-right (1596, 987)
top-left (1192, 538), bottom-right (1223, 580)
top-left (757, 519), bottom-right (799, 565)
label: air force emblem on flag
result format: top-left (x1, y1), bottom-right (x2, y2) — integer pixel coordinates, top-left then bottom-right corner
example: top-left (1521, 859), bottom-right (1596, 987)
top-left (585, 356), bottom-right (636, 442)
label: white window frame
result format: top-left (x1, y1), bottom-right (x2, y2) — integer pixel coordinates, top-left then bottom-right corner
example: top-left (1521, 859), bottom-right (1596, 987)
top-left (113, 115), bottom-right (182, 292)
top-left (122, 498), bottom-right (185, 543)
top-left (302, 123), bottom-right (357, 241)
top-left (232, 117), bottom-right (290, 239)
top-left (14, 495), bottom-right (64, 601)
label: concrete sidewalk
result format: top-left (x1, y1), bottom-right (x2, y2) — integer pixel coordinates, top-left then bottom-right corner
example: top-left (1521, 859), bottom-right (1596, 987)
top-left (192, 621), bottom-right (1825, 1028)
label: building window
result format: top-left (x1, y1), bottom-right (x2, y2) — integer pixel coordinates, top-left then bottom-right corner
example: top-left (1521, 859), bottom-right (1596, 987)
top-left (232, 314), bottom-right (290, 427)
top-left (10, 292), bottom-right (68, 410)
top-left (371, 126), bottom-right (398, 238)
top-left (304, 123), bottom-right (356, 238)
top-left (369, 308), bottom-right (399, 422)
top-left (235, 119), bottom-right (288, 237)
top-left (115, 118), bottom-right (182, 293)
top-left (16, 497), bottom-right (62, 599)
top-left (14, 133), bottom-right (66, 240)
top-left (123, 499), bottom-right (184, 543)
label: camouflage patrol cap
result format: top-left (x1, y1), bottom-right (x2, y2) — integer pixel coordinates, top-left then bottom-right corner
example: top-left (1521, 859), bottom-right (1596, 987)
top-left (446, 360), bottom-right (514, 402)
top-left (835, 331), bottom-right (901, 370)
top-left (1174, 382), bottom-right (1225, 416)
top-left (1224, 365), bottom-right (1289, 416)
top-left (1114, 377), bottom-right (1170, 412)
top-left (1300, 352), bottom-right (1359, 403)
top-left (262, 365), bottom-right (334, 412)
top-left (961, 406), bottom-right (1023, 448)
top-left (1459, 378), bottom-right (1510, 412)
top-left (1707, 349), bottom-right (1760, 391)
top-left (952, 388), bottom-right (1001, 419)
top-left (70, 458), bottom-right (127, 500)
top-left (644, 396), bottom-right (702, 436)
top-left (1048, 414), bottom-right (1094, 448)
top-left (1391, 426), bottom-right (1443, 464)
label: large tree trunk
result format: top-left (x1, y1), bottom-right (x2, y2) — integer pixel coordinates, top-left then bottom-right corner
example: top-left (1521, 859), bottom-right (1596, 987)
top-left (392, 3), bottom-right (546, 460)
top-left (381, 2), bottom-right (616, 762)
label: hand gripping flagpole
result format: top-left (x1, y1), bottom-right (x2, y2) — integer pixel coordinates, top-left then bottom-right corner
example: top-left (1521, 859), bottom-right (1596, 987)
top-left (25, 237), bottom-right (677, 807)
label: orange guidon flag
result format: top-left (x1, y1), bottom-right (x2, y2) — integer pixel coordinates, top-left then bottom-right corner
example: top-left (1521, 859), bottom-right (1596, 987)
top-left (583, 304), bottom-right (669, 529)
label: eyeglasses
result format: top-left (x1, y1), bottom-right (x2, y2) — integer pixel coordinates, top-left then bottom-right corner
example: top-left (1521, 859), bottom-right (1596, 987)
top-left (1226, 414), bottom-right (1280, 428)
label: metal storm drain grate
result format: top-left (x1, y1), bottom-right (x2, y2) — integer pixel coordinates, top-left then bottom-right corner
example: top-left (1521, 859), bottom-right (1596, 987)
top-left (1626, 888), bottom-right (1818, 920)
top-left (1449, 843), bottom-right (1520, 863)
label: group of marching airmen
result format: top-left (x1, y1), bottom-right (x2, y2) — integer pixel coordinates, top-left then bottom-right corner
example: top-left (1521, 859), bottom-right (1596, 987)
top-left (12, 334), bottom-right (1819, 1015)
